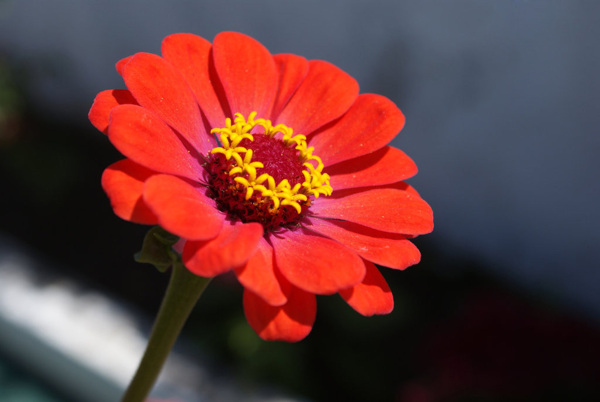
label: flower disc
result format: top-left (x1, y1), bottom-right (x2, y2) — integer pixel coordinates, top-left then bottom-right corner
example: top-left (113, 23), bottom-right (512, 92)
top-left (206, 112), bottom-right (332, 231)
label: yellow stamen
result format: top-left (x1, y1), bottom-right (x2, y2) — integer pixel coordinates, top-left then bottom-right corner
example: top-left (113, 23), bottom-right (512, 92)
top-left (210, 112), bottom-right (332, 211)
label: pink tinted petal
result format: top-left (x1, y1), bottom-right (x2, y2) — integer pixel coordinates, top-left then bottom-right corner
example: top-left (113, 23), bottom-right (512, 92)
top-left (161, 33), bottom-right (227, 130)
top-left (327, 146), bottom-right (418, 190)
top-left (115, 55), bottom-right (133, 75)
top-left (212, 32), bottom-right (277, 118)
top-left (182, 222), bottom-right (263, 277)
top-left (101, 159), bottom-right (158, 225)
top-left (89, 89), bottom-right (137, 134)
top-left (235, 238), bottom-right (287, 306)
top-left (312, 188), bottom-right (434, 235)
top-left (108, 105), bottom-right (203, 181)
top-left (339, 260), bottom-right (393, 316)
top-left (310, 94), bottom-right (405, 167)
top-left (306, 218), bottom-right (421, 270)
top-left (276, 60), bottom-right (359, 135)
top-left (270, 229), bottom-right (365, 295)
top-left (121, 52), bottom-right (211, 154)
top-left (270, 54), bottom-right (308, 119)
top-left (244, 281), bottom-right (316, 342)
top-left (143, 174), bottom-right (224, 240)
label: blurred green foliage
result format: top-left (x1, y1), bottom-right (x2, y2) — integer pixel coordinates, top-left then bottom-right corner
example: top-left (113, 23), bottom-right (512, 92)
top-left (0, 356), bottom-right (67, 402)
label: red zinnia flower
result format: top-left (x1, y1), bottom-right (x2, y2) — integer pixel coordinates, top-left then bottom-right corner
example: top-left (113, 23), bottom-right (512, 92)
top-left (89, 32), bottom-right (433, 342)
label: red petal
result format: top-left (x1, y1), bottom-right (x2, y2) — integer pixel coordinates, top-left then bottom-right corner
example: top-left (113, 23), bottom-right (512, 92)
top-left (270, 54), bottom-right (308, 119)
top-left (270, 229), bottom-right (365, 295)
top-left (115, 55), bottom-right (133, 75)
top-left (339, 260), bottom-right (393, 316)
top-left (182, 221), bottom-right (263, 277)
top-left (89, 89), bottom-right (137, 134)
top-left (309, 94), bottom-right (405, 167)
top-left (143, 174), bottom-right (224, 240)
top-left (331, 181), bottom-right (422, 199)
top-left (327, 146), bottom-right (418, 190)
top-left (212, 32), bottom-right (277, 118)
top-left (312, 188), bottom-right (434, 235)
top-left (121, 52), bottom-right (212, 154)
top-left (306, 218), bottom-right (421, 270)
top-left (399, 182), bottom-right (423, 198)
top-left (276, 60), bottom-right (359, 135)
top-left (108, 104), bottom-right (203, 181)
top-left (101, 159), bottom-right (158, 225)
top-left (235, 238), bottom-right (287, 306)
top-left (161, 33), bottom-right (227, 130)
top-left (244, 281), bottom-right (316, 342)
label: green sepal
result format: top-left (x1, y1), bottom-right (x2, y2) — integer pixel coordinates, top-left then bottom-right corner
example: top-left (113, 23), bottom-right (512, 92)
top-left (134, 226), bottom-right (181, 273)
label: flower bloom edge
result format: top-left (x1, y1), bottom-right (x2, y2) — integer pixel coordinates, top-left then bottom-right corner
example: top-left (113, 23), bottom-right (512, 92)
top-left (90, 31), bottom-right (433, 342)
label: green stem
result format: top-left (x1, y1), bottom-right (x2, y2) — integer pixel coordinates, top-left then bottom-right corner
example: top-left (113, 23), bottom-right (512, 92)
top-left (121, 263), bottom-right (211, 402)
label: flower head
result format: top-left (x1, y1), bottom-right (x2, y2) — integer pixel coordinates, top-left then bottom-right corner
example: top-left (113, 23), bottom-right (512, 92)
top-left (89, 32), bottom-right (433, 342)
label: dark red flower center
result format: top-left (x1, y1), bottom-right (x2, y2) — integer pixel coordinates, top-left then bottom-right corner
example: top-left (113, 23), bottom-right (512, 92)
top-left (205, 112), bottom-right (332, 232)
top-left (237, 134), bottom-right (305, 188)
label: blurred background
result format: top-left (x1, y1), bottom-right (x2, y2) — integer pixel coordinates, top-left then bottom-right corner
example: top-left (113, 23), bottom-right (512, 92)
top-left (1, 1), bottom-right (599, 401)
